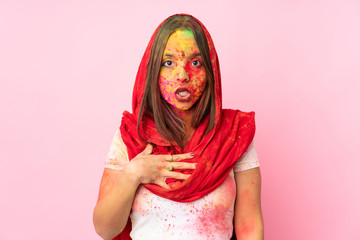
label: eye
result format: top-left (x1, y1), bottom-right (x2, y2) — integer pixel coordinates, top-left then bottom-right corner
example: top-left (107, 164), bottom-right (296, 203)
top-left (191, 60), bottom-right (202, 66)
top-left (162, 60), bottom-right (173, 67)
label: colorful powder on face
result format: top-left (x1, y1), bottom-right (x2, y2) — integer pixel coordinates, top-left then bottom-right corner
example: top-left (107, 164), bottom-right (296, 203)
top-left (158, 29), bottom-right (207, 112)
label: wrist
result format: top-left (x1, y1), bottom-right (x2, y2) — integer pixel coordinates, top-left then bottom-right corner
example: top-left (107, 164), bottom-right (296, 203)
top-left (123, 161), bottom-right (141, 186)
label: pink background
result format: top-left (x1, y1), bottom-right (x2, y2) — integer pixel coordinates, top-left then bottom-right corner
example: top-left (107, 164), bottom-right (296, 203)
top-left (1, 0), bottom-right (359, 239)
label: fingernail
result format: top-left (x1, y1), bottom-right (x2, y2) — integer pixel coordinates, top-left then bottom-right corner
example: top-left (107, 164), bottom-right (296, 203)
top-left (190, 153), bottom-right (195, 157)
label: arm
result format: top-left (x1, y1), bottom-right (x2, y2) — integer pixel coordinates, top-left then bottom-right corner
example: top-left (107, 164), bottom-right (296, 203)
top-left (234, 167), bottom-right (264, 240)
top-left (93, 167), bottom-right (140, 240)
top-left (93, 144), bottom-right (195, 240)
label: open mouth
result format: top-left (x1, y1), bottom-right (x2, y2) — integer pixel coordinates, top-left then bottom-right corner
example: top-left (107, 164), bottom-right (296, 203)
top-left (175, 87), bottom-right (191, 102)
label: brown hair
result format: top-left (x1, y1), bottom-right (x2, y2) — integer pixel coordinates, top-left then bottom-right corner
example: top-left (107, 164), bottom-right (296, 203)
top-left (137, 14), bottom-right (216, 150)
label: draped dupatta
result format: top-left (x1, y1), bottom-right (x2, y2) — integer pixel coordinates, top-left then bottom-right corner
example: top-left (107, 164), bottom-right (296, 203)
top-left (114, 14), bottom-right (256, 240)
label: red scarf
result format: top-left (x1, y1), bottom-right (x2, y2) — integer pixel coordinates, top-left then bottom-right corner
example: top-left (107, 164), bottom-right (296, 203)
top-left (114, 14), bottom-right (255, 240)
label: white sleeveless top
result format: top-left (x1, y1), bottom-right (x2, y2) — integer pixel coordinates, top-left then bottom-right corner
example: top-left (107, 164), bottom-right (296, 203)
top-left (104, 129), bottom-right (260, 240)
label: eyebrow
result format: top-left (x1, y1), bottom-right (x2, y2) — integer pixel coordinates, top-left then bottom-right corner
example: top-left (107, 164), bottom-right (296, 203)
top-left (163, 52), bottom-right (201, 59)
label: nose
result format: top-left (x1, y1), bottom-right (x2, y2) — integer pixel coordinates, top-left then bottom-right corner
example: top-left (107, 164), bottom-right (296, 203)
top-left (175, 66), bottom-right (189, 83)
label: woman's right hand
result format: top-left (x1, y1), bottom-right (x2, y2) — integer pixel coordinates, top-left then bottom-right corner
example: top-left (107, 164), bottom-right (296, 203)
top-left (124, 143), bottom-right (196, 189)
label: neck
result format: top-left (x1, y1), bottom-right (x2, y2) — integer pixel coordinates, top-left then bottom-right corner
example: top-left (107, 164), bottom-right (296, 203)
top-left (170, 106), bottom-right (194, 129)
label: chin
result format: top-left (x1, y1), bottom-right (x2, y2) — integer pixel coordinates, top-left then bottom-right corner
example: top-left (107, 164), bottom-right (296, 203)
top-left (180, 102), bottom-right (195, 110)
top-left (170, 103), bottom-right (193, 111)
top-left (168, 99), bottom-right (197, 111)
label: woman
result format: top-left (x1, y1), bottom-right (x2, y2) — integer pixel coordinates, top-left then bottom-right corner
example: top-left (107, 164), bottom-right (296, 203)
top-left (93, 14), bottom-right (264, 240)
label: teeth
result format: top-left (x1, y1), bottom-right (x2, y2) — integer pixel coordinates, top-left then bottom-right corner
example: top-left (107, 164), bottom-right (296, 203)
top-left (178, 91), bottom-right (189, 97)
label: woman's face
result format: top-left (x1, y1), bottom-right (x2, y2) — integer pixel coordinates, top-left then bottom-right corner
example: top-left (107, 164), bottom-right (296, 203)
top-left (159, 29), bottom-right (207, 111)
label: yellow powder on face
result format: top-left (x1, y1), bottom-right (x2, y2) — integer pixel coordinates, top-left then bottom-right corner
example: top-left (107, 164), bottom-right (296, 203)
top-left (159, 29), bottom-right (207, 111)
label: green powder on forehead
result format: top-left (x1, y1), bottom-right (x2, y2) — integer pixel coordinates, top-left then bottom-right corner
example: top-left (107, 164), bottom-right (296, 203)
top-left (183, 28), bottom-right (194, 37)
top-left (175, 28), bottom-right (194, 38)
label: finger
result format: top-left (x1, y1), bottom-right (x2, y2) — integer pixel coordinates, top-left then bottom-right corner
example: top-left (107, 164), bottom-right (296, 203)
top-left (165, 171), bottom-right (191, 180)
top-left (159, 152), bottom-right (194, 162)
top-left (154, 179), bottom-right (171, 190)
top-left (170, 162), bottom-right (197, 170)
top-left (140, 143), bottom-right (153, 156)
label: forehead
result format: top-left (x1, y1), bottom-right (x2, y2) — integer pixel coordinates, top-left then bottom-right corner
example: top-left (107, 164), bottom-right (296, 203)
top-left (163, 29), bottom-right (199, 55)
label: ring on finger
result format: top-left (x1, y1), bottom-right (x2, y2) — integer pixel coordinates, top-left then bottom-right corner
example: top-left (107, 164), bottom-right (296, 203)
top-left (170, 153), bottom-right (173, 162)
top-left (168, 162), bottom-right (173, 171)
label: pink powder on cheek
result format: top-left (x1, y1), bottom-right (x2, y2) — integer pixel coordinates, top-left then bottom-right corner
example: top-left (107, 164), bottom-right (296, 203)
top-left (159, 75), bottom-right (179, 104)
top-left (186, 64), bottom-right (206, 96)
top-left (188, 75), bottom-right (206, 100)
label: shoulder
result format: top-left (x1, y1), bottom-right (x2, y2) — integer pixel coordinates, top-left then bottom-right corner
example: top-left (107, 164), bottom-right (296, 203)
top-left (104, 128), bottom-right (130, 170)
top-left (222, 108), bottom-right (255, 119)
top-left (222, 109), bottom-right (256, 130)
top-left (233, 140), bottom-right (260, 172)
